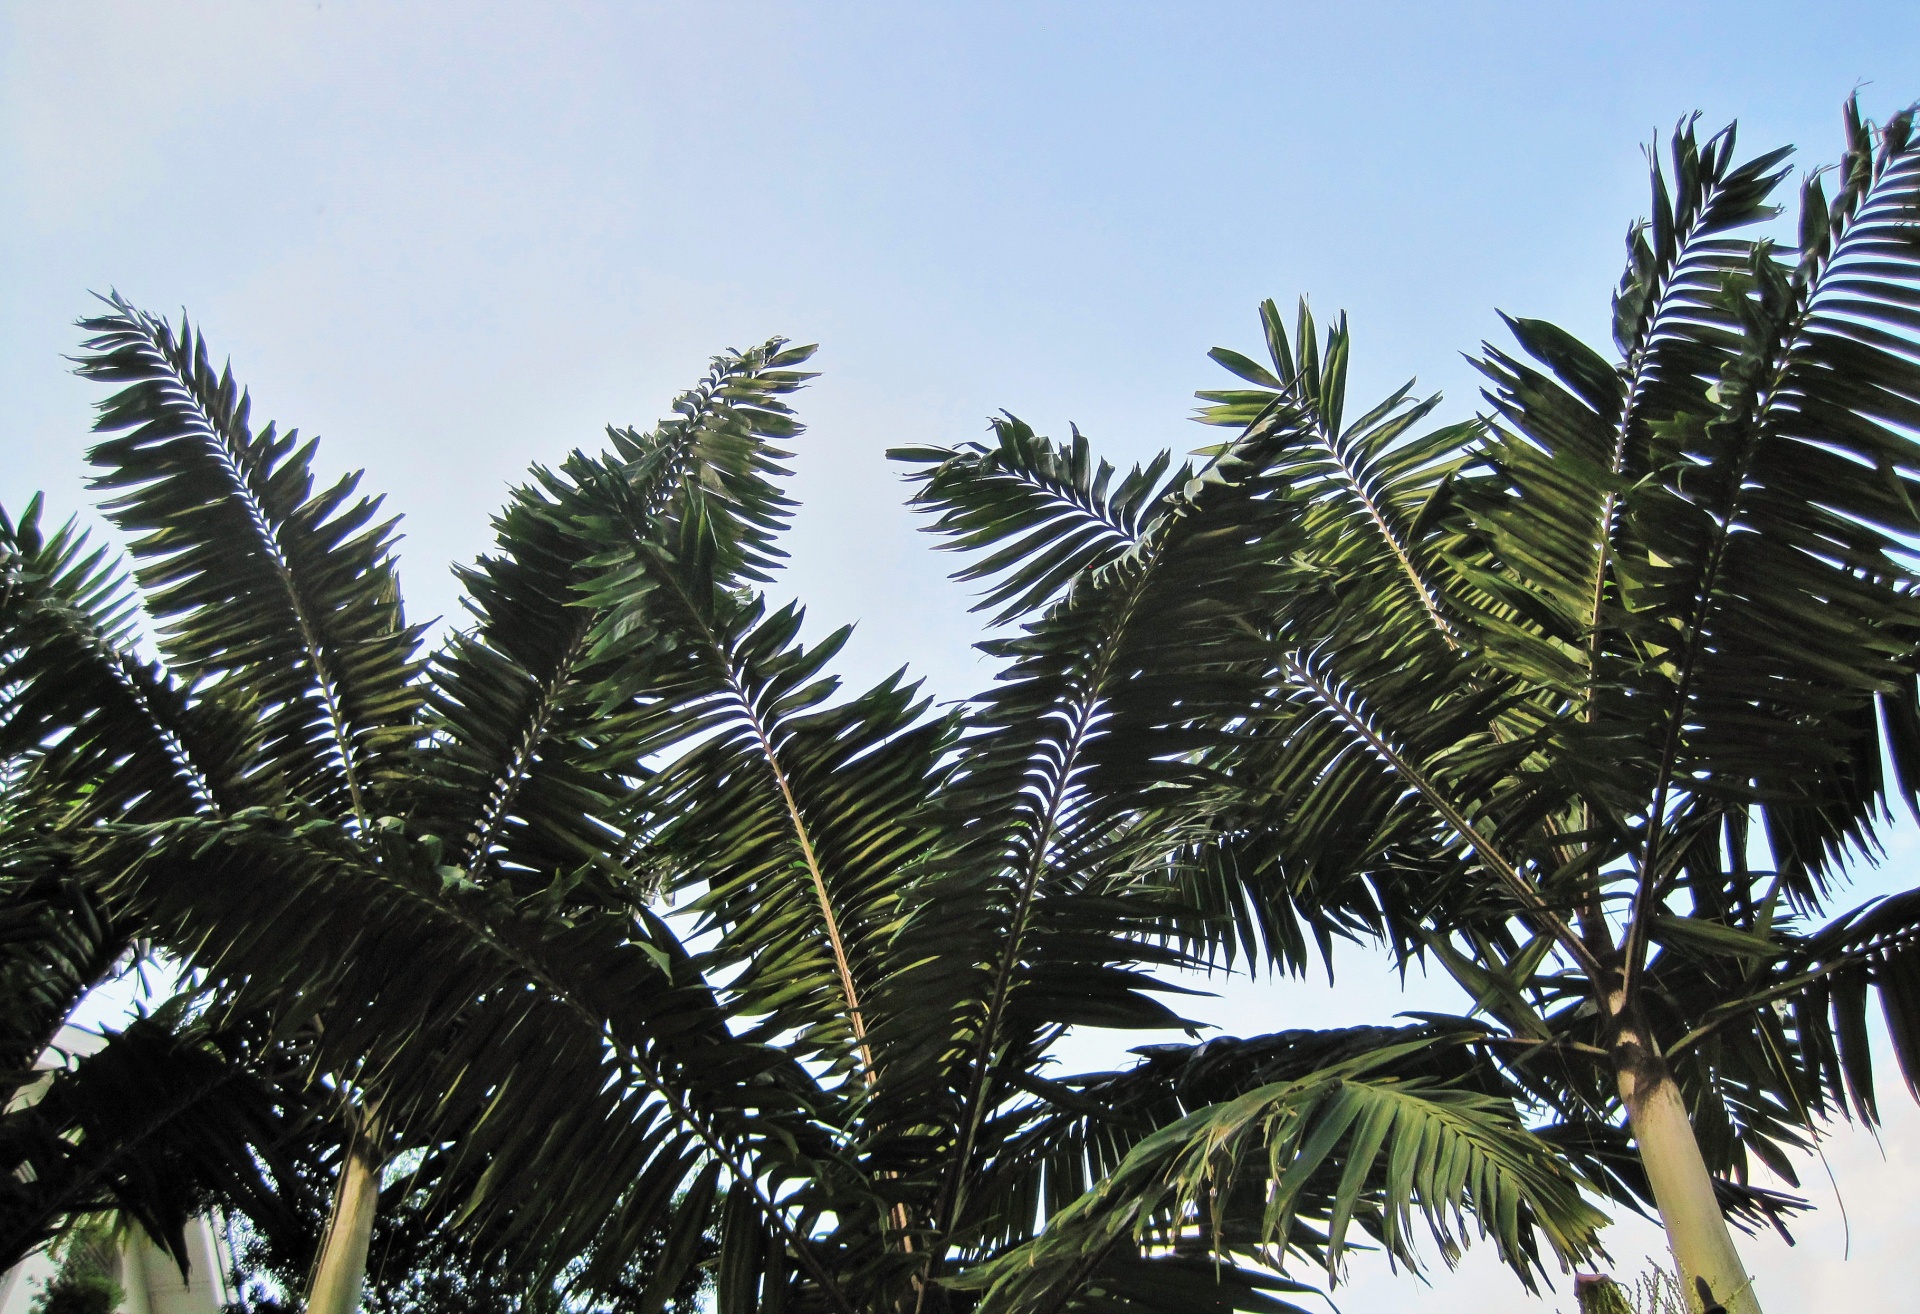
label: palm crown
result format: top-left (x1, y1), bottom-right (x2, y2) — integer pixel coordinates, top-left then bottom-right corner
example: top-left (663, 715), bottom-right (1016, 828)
top-left (18, 93), bottom-right (1913, 1314)
top-left (0, 288), bottom-right (1615, 1314)
top-left (1133, 101), bottom-right (1920, 1314)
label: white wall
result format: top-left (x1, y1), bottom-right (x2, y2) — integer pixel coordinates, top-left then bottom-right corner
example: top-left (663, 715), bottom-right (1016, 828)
top-left (0, 1218), bottom-right (232, 1314)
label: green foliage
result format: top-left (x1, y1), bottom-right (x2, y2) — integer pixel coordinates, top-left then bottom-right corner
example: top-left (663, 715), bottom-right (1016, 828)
top-left (888, 407), bottom-right (1609, 1302)
top-left (55, 98), bottom-right (1919, 1309)
top-left (30, 1216), bottom-right (123, 1314)
top-left (959, 1038), bottom-right (1606, 1314)
top-left (1, 279), bottom-right (1609, 1314)
top-left (0, 997), bottom-right (322, 1271)
top-left (27, 91), bottom-right (1920, 1310)
top-left (32, 1275), bottom-right (122, 1314)
top-left (1170, 98), bottom-right (1920, 1266)
top-left (0, 688), bottom-right (323, 1273)
top-left (894, 95), bottom-right (1920, 1300)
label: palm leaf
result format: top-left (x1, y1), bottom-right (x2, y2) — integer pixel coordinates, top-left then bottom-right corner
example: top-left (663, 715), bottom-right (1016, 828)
top-left (408, 339), bottom-right (816, 896)
top-left (0, 999), bottom-right (322, 1275)
top-left (0, 497), bottom-right (256, 823)
top-left (962, 1038), bottom-right (1604, 1314)
top-left (74, 296), bottom-right (427, 820)
top-left (92, 805), bottom-right (867, 1309)
top-left (884, 413), bottom-right (1315, 1260)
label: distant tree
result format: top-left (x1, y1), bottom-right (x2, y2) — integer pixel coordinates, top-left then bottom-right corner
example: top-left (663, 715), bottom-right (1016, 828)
top-left (29, 1216), bottom-right (120, 1314)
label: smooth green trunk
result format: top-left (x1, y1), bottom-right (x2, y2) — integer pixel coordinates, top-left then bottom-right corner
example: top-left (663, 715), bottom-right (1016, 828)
top-left (305, 1137), bottom-right (382, 1314)
top-left (1616, 1035), bottom-right (1758, 1314)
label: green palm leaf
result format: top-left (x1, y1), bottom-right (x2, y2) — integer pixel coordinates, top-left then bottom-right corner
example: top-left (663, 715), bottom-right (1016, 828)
top-left (1196, 298), bottom-right (1476, 654)
top-left (75, 295), bottom-right (427, 821)
top-left (884, 415), bottom-right (1308, 1261)
top-left (0, 1001), bottom-right (321, 1276)
top-left (963, 1038), bottom-right (1604, 1314)
top-left (9, 284), bottom-right (1648, 1314)
top-left (408, 339), bottom-right (816, 896)
top-left (0, 497), bottom-right (255, 823)
top-left (1169, 100), bottom-right (1920, 1314)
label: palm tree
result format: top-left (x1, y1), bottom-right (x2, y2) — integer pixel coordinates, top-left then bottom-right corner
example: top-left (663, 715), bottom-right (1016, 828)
top-left (0, 296), bottom-right (1610, 1312)
top-left (1049, 100), bottom-right (1920, 1314)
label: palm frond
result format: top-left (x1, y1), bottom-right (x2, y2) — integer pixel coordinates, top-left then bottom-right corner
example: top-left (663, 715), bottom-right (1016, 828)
top-left (1196, 298), bottom-right (1477, 653)
top-left (410, 339), bottom-right (817, 895)
top-left (92, 806), bottom-right (866, 1310)
top-left (0, 811), bottom-right (125, 1094)
top-left (891, 417), bottom-right (1184, 625)
top-left (1664, 884), bottom-right (1920, 1128)
top-left (51, 312), bottom-right (886, 1314)
top-left (0, 1000), bottom-right (322, 1275)
top-left (74, 296), bottom-right (427, 820)
top-left (984, 1024), bottom-right (1504, 1235)
top-left (615, 586), bottom-right (949, 1080)
top-left (962, 1039), bottom-right (1605, 1314)
top-left (884, 414), bottom-right (1315, 1257)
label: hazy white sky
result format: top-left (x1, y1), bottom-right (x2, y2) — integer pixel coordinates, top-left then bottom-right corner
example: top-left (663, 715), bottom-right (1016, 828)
top-left (5, 3), bottom-right (1919, 1310)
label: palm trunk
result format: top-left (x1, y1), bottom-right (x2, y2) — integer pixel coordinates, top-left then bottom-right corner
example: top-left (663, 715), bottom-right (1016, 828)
top-left (305, 1133), bottom-right (383, 1314)
top-left (1614, 1027), bottom-right (1758, 1314)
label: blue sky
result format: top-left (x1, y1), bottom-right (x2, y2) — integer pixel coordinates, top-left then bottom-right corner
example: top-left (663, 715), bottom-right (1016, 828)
top-left (6, 4), bottom-right (1920, 1310)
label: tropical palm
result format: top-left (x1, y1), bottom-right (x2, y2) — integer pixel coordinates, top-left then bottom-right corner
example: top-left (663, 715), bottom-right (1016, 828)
top-left (1066, 100), bottom-right (1920, 1314)
top-left (0, 295), bottom-right (1609, 1313)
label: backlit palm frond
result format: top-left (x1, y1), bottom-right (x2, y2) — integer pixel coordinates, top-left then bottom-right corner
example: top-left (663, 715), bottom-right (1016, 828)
top-left (0, 1000), bottom-right (322, 1276)
top-left (568, 338), bottom-right (817, 641)
top-left (891, 416), bottom-right (1183, 625)
top-left (52, 314), bottom-right (879, 1313)
top-left (1472, 107), bottom-right (1920, 908)
top-left (1609, 119), bottom-right (1795, 417)
top-left (0, 766), bottom-right (324, 1276)
top-left (0, 801), bottom-right (124, 1095)
top-left (988, 1025), bottom-right (1496, 1232)
top-left (612, 585), bottom-right (950, 1082)
top-left (596, 338), bottom-right (817, 587)
top-left (1182, 304), bottom-right (1587, 972)
top-left (1527, 104), bottom-right (1920, 1006)
top-left (1662, 883), bottom-right (1920, 1131)
top-left (1210, 640), bottom-right (1551, 958)
top-left (962, 1038), bottom-right (1605, 1314)
top-left (1453, 123), bottom-right (1796, 845)
top-left (0, 498), bottom-right (256, 823)
top-left (410, 472), bottom-right (616, 890)
top-left (74, 296), bottom-right (427, 820)
top-left (410, 339), bottom-right (818, 900)
top-left (1200, 104), bottom-right (1920, 1313)
top-left (1460, 119), bottom-right (1793, 671)
top-left (93, 806), bottom-right (858, 1307)
top-left (1703, 102), bottom-right (1920, 878)
top-left (460, 348), bottom-right (953, 1099)
top-left (1196, 299), bottom-right (1479, 659)
top-left (878, 416), bottom-right (1354, 1264)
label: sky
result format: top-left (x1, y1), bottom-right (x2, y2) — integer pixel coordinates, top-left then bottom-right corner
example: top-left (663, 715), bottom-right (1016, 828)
top-left (5, 3), bottom-right (1920, 1310)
